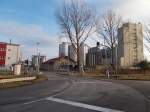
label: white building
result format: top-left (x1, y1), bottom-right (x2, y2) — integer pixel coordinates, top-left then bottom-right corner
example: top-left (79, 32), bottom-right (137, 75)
top-left (79, 43), bottom-right (88, 66)
top-left (0, 42), bottom-right (21, 67)
top-left (68, 45), bottom-right (77, 62)
top-left (68, 43), bottom-right (88, 65)
top-left (32, 55), bottom-right (46, 67)
top-left (59, 42), bottom-right (68, 57)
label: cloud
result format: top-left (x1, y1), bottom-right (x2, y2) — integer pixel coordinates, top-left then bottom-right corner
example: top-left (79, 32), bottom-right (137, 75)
top-left (0, 21), bottom-right (57, 47)
top-left (112, 0), bottom-right (150, 22)
top-left (109, 0), bottom-right (150, 61)
top-left (0, 21), bottom-right (59, 59)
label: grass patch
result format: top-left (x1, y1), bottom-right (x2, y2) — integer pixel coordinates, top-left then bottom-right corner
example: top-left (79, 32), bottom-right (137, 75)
top-left (0, 71), bottom-right (11, 76)
top-left (0, 75), bottom-right (30, 79)
top-left (117, 75), bottom-right (150, 80)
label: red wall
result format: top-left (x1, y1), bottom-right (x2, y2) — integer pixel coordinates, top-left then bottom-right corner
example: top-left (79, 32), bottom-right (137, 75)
top-left (0, 43), bottom-right (6, 65)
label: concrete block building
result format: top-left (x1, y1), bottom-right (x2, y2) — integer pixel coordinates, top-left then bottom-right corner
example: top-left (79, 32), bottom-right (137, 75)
top-left (118, 22), bottom-right (144, 67)
top-left (0, 42), bottom-right (21, 67)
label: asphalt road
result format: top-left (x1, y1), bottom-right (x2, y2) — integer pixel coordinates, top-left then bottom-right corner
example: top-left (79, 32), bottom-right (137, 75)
top-left (0, 72), bottom-right (150, 112)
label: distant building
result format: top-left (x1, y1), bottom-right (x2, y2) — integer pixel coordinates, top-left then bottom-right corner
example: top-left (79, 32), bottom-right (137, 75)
top-left (118, 22), bottom-right (144, 67)
top-left (100, 48), bottom-right (111, 65)
top-left (0, 42), bottom-right (21, 67)
top-left (41, 56), bottom-right (75, 71)
top-left (32, 55), bottom-right (46, 67)
top-left (79, 43), bottom-right (89, 66)
top-left (59, 42), bottom-right (68, 57)
top-left (86, 42), bottom-right (102, 66)
top-left (68, 45), bottom-right (77, 62)
top-left (68, 43), bottom-right (88, 66)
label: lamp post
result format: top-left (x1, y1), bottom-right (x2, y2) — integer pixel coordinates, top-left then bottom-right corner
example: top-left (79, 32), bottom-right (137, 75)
top-left (115, 45), bottom-right (118, 75)
top-left (36, 42), bottom-right (40, 74)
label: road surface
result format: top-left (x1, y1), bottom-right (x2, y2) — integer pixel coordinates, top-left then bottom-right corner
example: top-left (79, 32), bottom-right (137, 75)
top-left (0, 72), bottom-right (150, 112)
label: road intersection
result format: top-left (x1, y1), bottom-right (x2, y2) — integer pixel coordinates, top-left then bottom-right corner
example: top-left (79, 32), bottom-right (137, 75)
top-left (0, 72), bottom-right (150, 112)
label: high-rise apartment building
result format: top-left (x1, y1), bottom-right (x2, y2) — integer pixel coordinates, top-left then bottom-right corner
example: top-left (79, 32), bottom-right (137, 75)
top-left (118, 22), bottom-right (144, 67)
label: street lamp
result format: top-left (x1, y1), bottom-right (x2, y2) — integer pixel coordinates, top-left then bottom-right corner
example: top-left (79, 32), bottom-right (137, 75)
top-left (36, 42), bottom-right (40, 74)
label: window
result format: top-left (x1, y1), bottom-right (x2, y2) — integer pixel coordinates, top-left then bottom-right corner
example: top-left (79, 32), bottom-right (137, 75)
top-left (8, 57), bottom-right (10, 59)
top-left (0, 56), bottom-right (5, 60)
top-left (0, 48), bottom-right (6, 51)
top-left (8, 49), bottom-right (11, 51)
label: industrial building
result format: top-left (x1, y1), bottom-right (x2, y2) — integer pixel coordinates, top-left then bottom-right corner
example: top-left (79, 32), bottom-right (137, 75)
top-left (0, 42), bottom-right (21, 67)
top-left (68, 43), bottom-right (88, 66)
top-left (86, 42), bottom-right (102, 66)
top-left (79, 43), bottom-right (88, 66)
top-left (59, 42), bottom-right (68, 57)
top-left (118, 22), bottom-right (144, 67)
top-left (32, 55), bottom-right (46, 69)
top-left (68, 45), bottom-right (77, 62)
top-left (59, 42), bottom-right (88, 66)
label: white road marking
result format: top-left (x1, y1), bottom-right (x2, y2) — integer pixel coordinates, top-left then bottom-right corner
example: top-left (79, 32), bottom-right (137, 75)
top-left (75, 82), bottom-right (98, 84)
top-left (23, 99), bottom-right (44, 105)
top-left (46, 97), bottom-right (124, 112)
top-left (74, 81), bottom-right (112, 84)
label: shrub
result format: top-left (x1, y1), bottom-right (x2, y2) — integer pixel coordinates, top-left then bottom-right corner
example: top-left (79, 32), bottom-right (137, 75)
top-left (136, 60), bottom-right (150, 73)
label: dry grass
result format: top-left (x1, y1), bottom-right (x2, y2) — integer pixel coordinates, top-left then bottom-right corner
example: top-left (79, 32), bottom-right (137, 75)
top-left (117, 74), bottom-right (150, 80)
top-left (0, 75), bottom-right (48, 89)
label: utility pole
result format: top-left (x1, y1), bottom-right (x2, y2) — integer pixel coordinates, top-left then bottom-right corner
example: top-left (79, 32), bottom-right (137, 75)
top-left (115, 45), bottom-right (118, 76)
top-left (10, 39), bottom-right (12, 44)
top-left (36, 42), bottom-right (40, 74)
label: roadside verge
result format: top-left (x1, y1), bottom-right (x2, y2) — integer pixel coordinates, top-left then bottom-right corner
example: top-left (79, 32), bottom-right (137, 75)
top-left (0, 75), bottom-right (48, 89)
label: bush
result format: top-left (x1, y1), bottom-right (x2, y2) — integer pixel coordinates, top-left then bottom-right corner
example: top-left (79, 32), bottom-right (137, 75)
top-left (136, 60), bottom-right (150, 73)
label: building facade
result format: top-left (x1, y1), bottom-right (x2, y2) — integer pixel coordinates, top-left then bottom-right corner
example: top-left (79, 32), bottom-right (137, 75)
top-left (0, 42), bottom-right (21, 67)
top-left (68, 43), bottom-right (88, 66)
top-left (100, 48), bottom-right (111, 65)
top-left (118, 22), bottom-right (144, 67)
top-left (79, 43), bottom-right (88, 66)
top-left (59, 42), bottom-right (68, 57)
top-left (68, 45), bottom-right (77, 62)
top-left (86, 43), bottom-right (102, 66)
top-left (41, 56), bottom-right (75, 71)
top-left (32, 55), bottom-right (46, 67)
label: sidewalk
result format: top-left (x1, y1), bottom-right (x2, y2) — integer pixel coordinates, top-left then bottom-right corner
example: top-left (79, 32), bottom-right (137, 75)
top-left (0, 76), bottom-right (36, 83)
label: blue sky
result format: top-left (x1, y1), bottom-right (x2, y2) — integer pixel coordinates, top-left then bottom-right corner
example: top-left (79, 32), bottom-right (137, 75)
top-left (0, 0), bottom-right (150, 60)
top-left (0, 0), bottom-right (62, 59)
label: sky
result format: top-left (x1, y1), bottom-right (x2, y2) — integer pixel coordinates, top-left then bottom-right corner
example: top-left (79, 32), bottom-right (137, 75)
top-left (0, 0), bottom-right (150, 60)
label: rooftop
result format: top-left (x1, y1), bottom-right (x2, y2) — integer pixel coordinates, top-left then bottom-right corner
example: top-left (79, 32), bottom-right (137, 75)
top-left (0, 42), bottom-right (20, 46)
top-left (43, 56), bottom-right (75, 64)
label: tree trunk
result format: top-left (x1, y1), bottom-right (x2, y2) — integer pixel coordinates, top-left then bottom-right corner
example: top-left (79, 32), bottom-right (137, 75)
top-left (76, 43), bottom-right (80, 71)
top-left (111, 46), bottom-right (115, 69)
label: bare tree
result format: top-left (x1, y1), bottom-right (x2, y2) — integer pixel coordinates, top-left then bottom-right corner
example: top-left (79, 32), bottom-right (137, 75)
top-left (56, 0), bottom-right (97, 69)
top-left (97, 10), bottom-right (122, 69)
top-left (144, 24), bottom-right (150, 53)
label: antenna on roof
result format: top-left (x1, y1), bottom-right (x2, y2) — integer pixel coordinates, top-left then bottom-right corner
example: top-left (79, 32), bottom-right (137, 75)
top-left (10, 39), bottom-right (12, 44)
